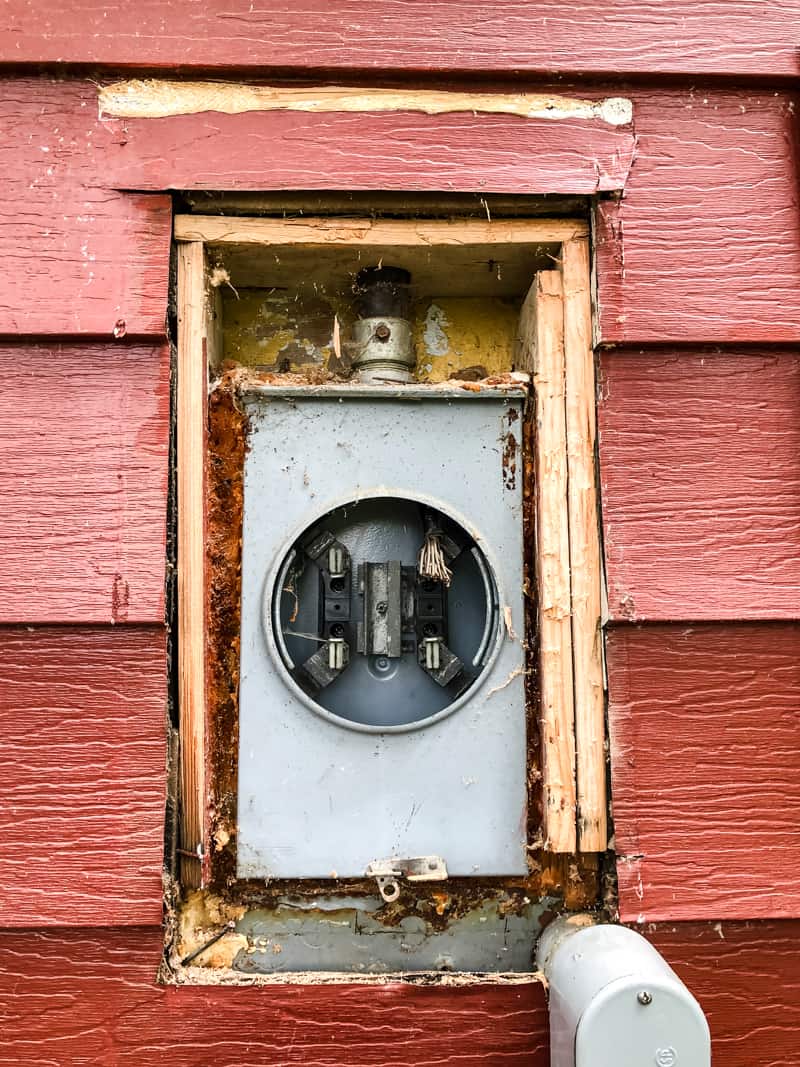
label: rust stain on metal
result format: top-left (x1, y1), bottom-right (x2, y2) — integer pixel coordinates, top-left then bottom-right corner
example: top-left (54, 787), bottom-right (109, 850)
top-left (195, 366), bottom-right (600, 958)
top-left (205, 380), bottom-right (248, 888)
top-left (502, 421), bottom-right (518, 491)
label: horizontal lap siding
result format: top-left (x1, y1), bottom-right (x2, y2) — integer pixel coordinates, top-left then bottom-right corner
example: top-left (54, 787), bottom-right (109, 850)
top-left (596, 90), bottom-right (800, 342)
top-left (101, 109), bottom-right (634, 195)
top-left (1, 921), bottom-right (796, 1066)
top-left (0, 927), bottom-right (549, 1067)
top-left (650, 920), bottom-right (800, 1067)
top-left (600, 345), bottom-right (800, 923)
top-left (0, 80), bottom-right (171, 336)
top-left (598, 348), bottom-right (800, 622)
top-left (1, 2), bottom-right (798, 78)
top-left (0, 627), bottom-right (167, 927)
top-left (0, 343), bottom-right (170, 624)
top-left (2, 57), bottom-right (798, 1060)
top-left (6, 79), bottom-right (800, 348)
top-left (607, 624), bottom-right (800, 921)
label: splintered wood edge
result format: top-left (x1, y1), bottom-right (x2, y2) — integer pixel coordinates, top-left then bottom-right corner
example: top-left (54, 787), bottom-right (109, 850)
top-left (531, 270), bottom-right (577, 853)
top-left (177, 240), bottom-right (207, 889)
top-left (176, 218), bottom-right (603, 865)
top-left (173, 215), bottom-right (588, 248)
top-left (562, 237), bottom-right (607, 852)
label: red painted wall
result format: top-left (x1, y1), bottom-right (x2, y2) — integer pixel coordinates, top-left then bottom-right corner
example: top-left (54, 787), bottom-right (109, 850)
top-left (1, 8), bottom-right (799, 1062)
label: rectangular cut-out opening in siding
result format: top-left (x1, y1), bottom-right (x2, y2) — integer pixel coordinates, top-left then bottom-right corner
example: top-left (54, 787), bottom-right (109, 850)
top-left (172, 209), bottom-right (605, 981)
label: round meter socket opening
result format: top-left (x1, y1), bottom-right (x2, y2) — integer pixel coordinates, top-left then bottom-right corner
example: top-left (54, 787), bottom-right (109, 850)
top-left (268, 496), bottom-right (501, 731)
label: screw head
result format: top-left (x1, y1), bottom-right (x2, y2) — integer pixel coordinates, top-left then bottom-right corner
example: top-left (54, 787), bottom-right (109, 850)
top-left (637, 990), bottom-right (653, 1006)
top-left (374, 322), bottom-right (391, 342)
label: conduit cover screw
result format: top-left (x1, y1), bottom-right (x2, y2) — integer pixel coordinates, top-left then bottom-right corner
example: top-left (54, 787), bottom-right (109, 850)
top-left (637, 990), bottom-right (653, 1006)
top-left (374, 322), bottom-right (391, 341)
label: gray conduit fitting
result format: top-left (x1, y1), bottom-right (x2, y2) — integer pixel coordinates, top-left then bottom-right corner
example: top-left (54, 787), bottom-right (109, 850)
top-left (536, 916), bottom-right (711, 1067)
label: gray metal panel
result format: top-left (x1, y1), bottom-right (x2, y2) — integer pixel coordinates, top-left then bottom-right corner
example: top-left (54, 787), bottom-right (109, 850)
top-left (232, 896), bottom-right (553, 974)
top-left (237, 390), bottom-right (527, 879)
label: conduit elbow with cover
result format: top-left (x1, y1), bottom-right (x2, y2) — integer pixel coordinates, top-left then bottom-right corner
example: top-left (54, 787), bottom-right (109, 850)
top-left (536, 917), bottom-right (711, 1067)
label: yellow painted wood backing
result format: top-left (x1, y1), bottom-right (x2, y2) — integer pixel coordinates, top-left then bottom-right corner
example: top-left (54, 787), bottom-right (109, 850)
top-left (223, 289), bottom-right (519, 379)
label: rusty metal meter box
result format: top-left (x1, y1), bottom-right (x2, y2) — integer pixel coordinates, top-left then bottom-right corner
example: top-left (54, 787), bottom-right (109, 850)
top-left (237, 383), bottom-right (528, 889)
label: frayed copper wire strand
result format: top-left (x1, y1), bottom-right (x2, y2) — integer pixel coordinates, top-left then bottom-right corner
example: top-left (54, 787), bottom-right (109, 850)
top-left (418, 531), bottom-right (452, 586)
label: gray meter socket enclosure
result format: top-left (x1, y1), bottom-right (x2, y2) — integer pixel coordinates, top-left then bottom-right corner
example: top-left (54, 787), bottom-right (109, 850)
top-left (237, 386), bottom-right (528, 880)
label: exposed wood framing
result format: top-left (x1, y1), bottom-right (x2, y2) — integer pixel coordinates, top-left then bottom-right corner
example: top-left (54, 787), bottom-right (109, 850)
top-left (527, 271), bottom-right (577, 853)
top-left (562, 237), bottom-right (606, 852)
top-left (516, 242), bottom-right (605, 854)
top-left (179, 216), bottom-right (606, 868)
top-left (100, 80), bottom-right (632, 126)
top-left (177, 241), bottom-right (207, 889)
top-left (174, 216), bottom-right (587, 248)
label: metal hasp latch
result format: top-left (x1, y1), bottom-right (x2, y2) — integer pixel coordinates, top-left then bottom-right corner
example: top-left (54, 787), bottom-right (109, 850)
top-left (537, 918), bottom-right (710, 1067)
top-left (365, 856), bottom-right (448, 903)
top-left (293, 509), bottom-right (466, 696)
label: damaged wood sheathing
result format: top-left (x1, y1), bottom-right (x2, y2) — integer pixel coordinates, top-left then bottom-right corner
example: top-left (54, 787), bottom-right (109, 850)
top-left (221, 289), bottom-right (521, 382)
top-left (170, 213), bottom-right (606, 984)
top-left (183, 355), bottom-right (601, 985)
top-left (99, 80), bottom-right (633, 127)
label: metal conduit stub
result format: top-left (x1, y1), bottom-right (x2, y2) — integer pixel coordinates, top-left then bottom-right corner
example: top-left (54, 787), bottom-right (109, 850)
top-left (536, 917), bottom-right (710, 1067)
top-left (351, 266), bottom-right (415, 382)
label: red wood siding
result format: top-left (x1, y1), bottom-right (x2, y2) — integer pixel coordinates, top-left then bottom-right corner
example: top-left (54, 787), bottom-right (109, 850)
top-left (598, 348), bottom-right (800, 622)
top-left (596, 90), bottom-right (800, 343)
top-left (0, 343), bottom-right (170, 624)
top-left (2, 19), bottom-right (800, 1059)
top-left (102, 109), bottom-right (635, 196)
top-left (0, 627), bottom-right (167, 927)
top-left (2, 2), bottom-right (798, 80)
top-left (0, 80), bottom-right (171, 336)
top-left (0, 927), bottom-right (549, 1067)
top-left (6, 78), bottom-right (800, 346)
top-left (607, 623), bottom-right (800, 922)
top-left (650, 920), bottom-right (800, 1067)
top-left (1, 921), bottom-right (798, 1067)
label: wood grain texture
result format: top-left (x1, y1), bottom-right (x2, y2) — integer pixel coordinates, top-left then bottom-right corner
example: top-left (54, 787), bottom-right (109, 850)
top-left (0, 922), bottom-right (797, 1066)
top-left (175, 215), bottom-right (588, 246)
top-left (0, 343), bottom-right (170, 623)
top-left (598, 349), bottom-right (800, 622)
top-left (100, 81), bottom-right (633, 125)
top-left (104, 110), bottom-right (634, 195)
top-left (0, 79), bottom-right (170, 336)
top-left (596, 90), bottom-right (800, 343)
top-left (0, 627), bottom-right (167, 927)
top-left (2, 1), bottom-right (799, 79)
top-left (562, 238), bottom-right (606, 851)
top-left (177, 243), bottom-right (207, 889)
top-left (530, 272), bottom-right (576, 853)
top-left (6, 78), bottom-right (800, 346)
top-left (650, 920), bottom-right (800, 1067)
top-left (607, 623), bottom-right (800, 921)
top-left (0, 927), bottom-right (549, 1067)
